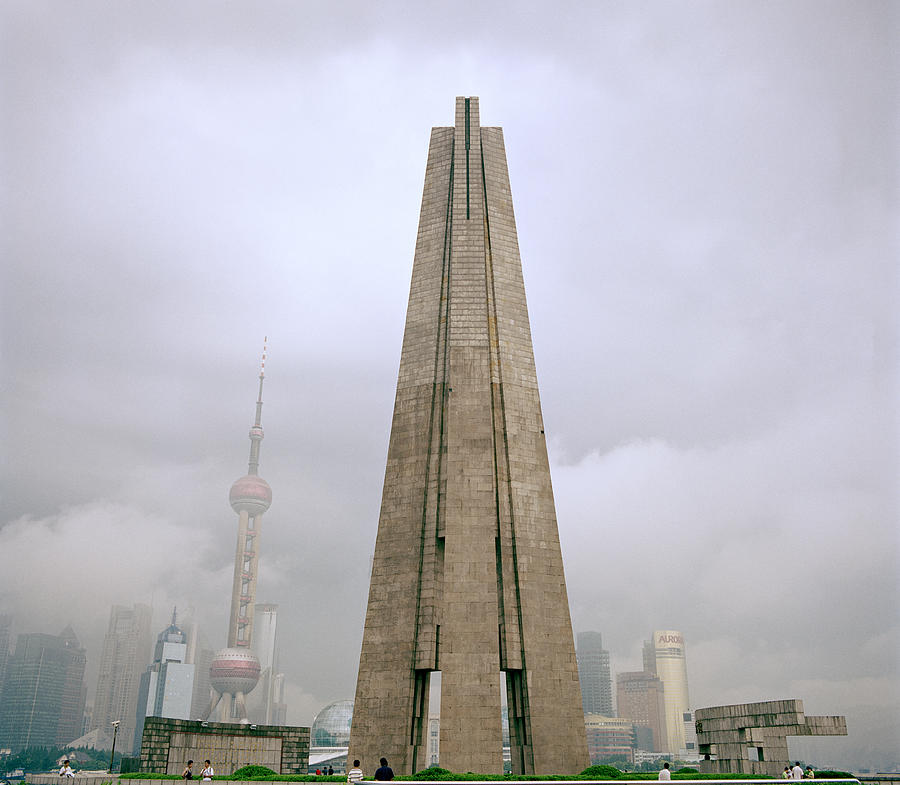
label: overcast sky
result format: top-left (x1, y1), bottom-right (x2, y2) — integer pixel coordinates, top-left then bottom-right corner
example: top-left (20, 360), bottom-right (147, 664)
top-left (1, 0), bottom-right (897, 772)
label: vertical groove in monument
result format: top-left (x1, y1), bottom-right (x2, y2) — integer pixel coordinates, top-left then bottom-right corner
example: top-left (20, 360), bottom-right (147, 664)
top-left (349, 98), bottom-right (588, 776)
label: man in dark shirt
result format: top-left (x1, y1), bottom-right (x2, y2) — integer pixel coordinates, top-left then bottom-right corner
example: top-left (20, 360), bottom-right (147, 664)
top-left (374, 758), bottom-right (394, 781)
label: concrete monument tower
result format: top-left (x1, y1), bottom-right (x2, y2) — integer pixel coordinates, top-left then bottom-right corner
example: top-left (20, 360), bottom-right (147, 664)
top-left (349, 98), bottom-right (588, 775)
top-left (206, 342), bottom-right (270, 723)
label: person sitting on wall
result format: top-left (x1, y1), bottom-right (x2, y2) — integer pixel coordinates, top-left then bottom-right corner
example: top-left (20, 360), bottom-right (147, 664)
top-left (374, 758), bottom-right (394, 781)
top-left (347, 760), bottom-right (363, 784)
top-left (658, 763), bottom-right (671, 781)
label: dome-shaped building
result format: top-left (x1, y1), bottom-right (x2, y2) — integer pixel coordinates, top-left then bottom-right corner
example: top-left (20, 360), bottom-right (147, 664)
top-left (311, 700), bottom-right (354, 747)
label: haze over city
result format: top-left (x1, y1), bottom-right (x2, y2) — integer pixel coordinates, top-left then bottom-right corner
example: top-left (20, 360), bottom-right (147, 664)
top-left (1, 0), bottom-right (896, 773)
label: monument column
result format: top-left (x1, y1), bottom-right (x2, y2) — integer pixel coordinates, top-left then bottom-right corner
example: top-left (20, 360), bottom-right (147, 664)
top-left (349, 97), bottom-right (588, 775)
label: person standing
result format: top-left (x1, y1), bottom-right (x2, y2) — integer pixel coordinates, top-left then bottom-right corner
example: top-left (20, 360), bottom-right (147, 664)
top-left (791, 762), bottom-right (804, 780)
top-left (805, 767), bottom-right (815, 779)
top-left (658, 763), bottom-right (671, 781)
top-left (347, 760), bottom-right (363, 784)
top-left (783, 767), bottom-right (792, 779)
top-left (200, 760), bottom-right (214, 781)
top-left (374, 758), bottom-right (394, 781)
top-left (182, 761), bottom-right (194, 780)
top-left (328, 767), bottom-right (334, 776)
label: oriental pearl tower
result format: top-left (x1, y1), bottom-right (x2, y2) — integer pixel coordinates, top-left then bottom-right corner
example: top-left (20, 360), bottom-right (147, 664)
top-left (207, 341), bottom-right (271, 723)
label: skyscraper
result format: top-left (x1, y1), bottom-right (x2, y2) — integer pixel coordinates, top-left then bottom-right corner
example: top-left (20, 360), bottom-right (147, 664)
top-left (0, 627), bottom-right (87, 750)
top-left (91, 604), bottom-right (153, 754)
top-left (644, 630), bottom-right (690, 755)
top-left (0, 614), bottom-right (11, 689)
top-left (248, 603), bottom-right (287, 725)
top-left (207, 344), bottom-right (270, 722)
top-left (270, 672), bottom-right (288, 726)
top-left (349, 97), bottom-right (588, 775)
top-left (577, 631), bottom-right (613, 716)
top-left (179, 611), bottom-right (216, 721)
top-left (134, 611), bottom-right (195, 751)
top-left (616, 670), bottom-right (667, 753)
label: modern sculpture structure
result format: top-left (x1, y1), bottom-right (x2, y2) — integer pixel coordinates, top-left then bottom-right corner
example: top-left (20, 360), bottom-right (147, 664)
top-left (696, 699), bottom-right (847, 777)
top-left (206, 342), bottom-right (270, 723)
top-left (349, 97), bottom-right (589, 775)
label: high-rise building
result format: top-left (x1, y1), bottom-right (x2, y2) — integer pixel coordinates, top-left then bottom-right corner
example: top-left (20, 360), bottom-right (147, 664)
top-left (644, 631), bottom-right (690, 756)
top-left (577, 632), bottom-right (613, 716)
top-left (0, 627), bottom-right (87, 750)
top-left (134, 611), bottom-right (195, 751)
top-left (0, 614), bottom-right (11, 689)
top-left (247, 603), bottom-right (287, 724)
top-left (178, 612), bottom-right (215, 721)
top-left (91, 604), bottom-right (153, 753)
top-left (270, 672), bottom-right (288, 726)
top-left (616, 670), bottom-right (667, 753)
top-left (207, 344), bottom-right (270, 722)
top-left (349, 97), bottom-right (589, 775)
top-left (583, 715), bottom-right (635, 764)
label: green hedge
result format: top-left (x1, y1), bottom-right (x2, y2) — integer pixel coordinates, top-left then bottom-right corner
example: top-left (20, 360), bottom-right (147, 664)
top-left (232, 767), bottom-right (278, 779)
top-left (120, 777), bottom-right (342, 781)
top-left (580, 766), bottom-right (623, 779)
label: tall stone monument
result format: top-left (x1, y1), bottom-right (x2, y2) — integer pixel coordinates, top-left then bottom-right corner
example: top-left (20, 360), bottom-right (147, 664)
top-left (349, 97), bottom-right (588, 775)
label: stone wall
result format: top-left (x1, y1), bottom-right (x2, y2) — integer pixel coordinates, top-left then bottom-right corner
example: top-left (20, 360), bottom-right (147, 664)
top-left (138, 717), bottom-right (309, 775)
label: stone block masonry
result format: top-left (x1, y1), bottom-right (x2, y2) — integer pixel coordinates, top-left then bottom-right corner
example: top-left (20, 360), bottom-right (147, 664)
top-left (696, 699), bottom-right (847, 778)
top-left (348, 97), bottom-right (589, 776)
top-left (138, 717), bottom-right (309, 775)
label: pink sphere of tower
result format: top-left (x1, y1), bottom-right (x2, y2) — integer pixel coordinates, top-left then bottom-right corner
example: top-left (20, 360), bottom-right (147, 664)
top-left (229, 474), bottom-right (272, 515)
top-left (209, 647), bottom-right (261, 696)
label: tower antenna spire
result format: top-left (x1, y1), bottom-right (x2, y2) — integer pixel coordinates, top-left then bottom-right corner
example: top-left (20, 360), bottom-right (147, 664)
top-left (248, 336), bottom-right (267, 475)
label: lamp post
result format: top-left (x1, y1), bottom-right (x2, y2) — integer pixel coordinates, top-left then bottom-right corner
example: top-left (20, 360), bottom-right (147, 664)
top-left (108, 720), bottom-right (120, 773)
